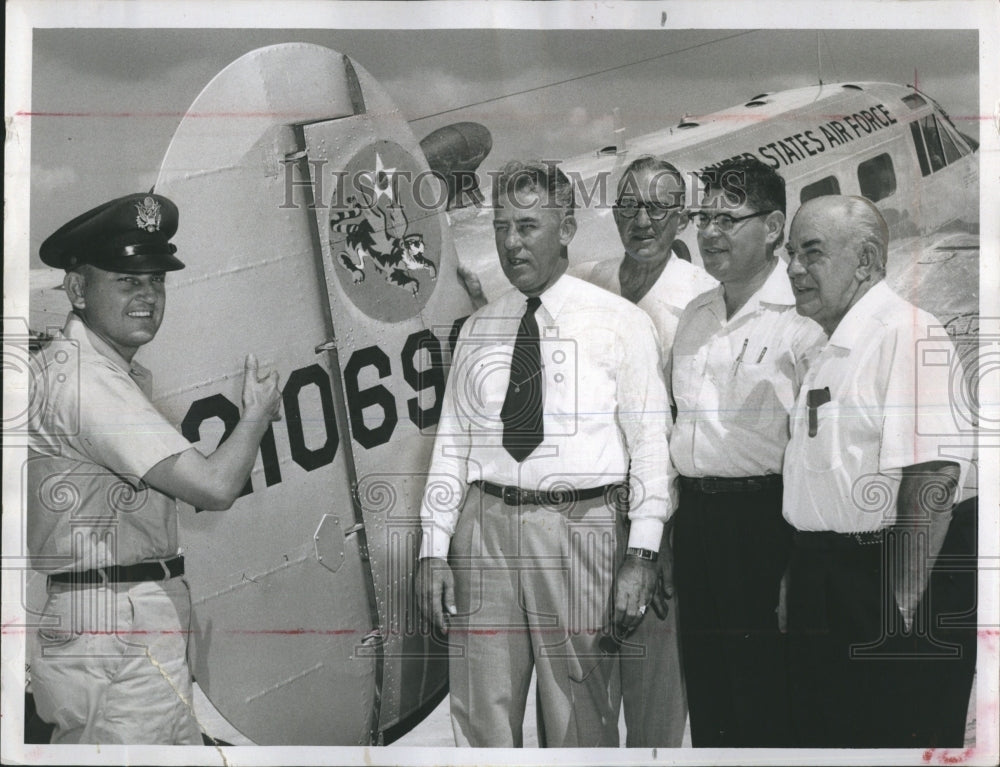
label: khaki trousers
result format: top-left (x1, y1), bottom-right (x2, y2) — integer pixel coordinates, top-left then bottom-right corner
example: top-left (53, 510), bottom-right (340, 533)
top-left (448, 487), bottom-right (621, 747)
top-left (618, 522), bottom-right (687, 747)
top-left (30, 577), bottom-right (202, 745)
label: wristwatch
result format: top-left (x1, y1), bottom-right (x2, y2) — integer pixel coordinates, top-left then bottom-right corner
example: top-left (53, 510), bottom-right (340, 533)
top-left (625, 546), bottom-right (659, 562)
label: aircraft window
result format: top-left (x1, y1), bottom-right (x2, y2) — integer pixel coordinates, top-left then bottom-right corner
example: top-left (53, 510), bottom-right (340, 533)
top-left (938, 121), bottom-right (963, 165)
top-left (857, 153), bottom-right (896, 202)
top-left (800, 176), bottom-right (841, 204)
top-left (940, 118), bottom-right (972, 159)
top-left (910, 122), bottom-right (931, 176)
top-left (902, 93), bottom-right (927, 109)
top-left (920, 115), bottom-right (946, 172)
top-left (959, 131), bottom-right (979, 152)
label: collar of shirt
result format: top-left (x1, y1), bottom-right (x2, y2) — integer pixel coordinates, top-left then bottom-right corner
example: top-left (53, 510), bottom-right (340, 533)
top-left (512, 271), bottom-right (574, 327)
top-left (689, 257), bottom-right (794, 324)
top-left (63, 312), bottom-right (153, 394)
top-left (606, 247), bottom-right (686, 295)
top-left (654, 255), bottom-right (713, 312)
top-left (825, 280), bottom-right (896, 351)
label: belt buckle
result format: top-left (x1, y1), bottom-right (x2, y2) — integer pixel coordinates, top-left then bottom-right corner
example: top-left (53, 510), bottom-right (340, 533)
top-left (502, 485), bottom-right (519, 506)
top-left (159, 559), bottom-right (171, 580)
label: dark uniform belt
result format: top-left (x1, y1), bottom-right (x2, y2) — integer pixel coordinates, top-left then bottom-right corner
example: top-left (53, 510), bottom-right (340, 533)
top-left (475, 480), bottom-right (624, 507)
top-left (47, 556), bottom-right (185, 587)
top-left (793, 530), bottom-right (884, 549)
top-left (679, 474), bottom-right (783, 494)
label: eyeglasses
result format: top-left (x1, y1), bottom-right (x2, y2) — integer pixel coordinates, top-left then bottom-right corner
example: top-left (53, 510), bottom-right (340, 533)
top-left (615, 198), bottom-right (682, 221)
top-left (687, 209), bottom-right (774, 232)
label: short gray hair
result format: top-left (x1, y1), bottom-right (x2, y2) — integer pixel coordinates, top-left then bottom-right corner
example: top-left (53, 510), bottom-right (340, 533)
top-left (844, 196), bottom-right (889, 270)
top-left (492, 159), bottom-right (575, 215)
top-left (617, 155), bottom-right (685, 201)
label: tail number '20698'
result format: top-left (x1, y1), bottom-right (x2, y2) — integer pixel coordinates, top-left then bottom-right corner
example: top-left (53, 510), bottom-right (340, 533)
top-left (179, 320), bottom-right (466, 504)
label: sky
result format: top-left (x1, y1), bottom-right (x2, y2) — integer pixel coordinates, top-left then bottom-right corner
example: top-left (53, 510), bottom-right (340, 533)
top-left (5, 3), bottom-right (998, 758)
top-left (21, 21), bottom-right (983, 267)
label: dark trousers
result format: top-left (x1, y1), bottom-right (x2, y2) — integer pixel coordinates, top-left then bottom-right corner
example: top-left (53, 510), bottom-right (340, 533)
top-left (787, 498), bottom-right (978, 748)
top-left (673, 480), bottom-right (794, 747)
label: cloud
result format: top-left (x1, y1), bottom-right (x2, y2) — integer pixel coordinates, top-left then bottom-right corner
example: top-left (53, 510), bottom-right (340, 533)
top-left (35, 29), bottom-right (218, 83)
top-left (386, 69), bottom-right (488, 123)
top-left (32, 165), bottom-right (79, 195)
top-left (543, 109), bottom-right (615, 156)
top-left (567, 107), bottom-right (589, 127)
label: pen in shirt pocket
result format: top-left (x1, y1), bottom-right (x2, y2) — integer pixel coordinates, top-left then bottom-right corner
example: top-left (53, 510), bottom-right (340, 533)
top-left (731, 338), bottom-right (749, 377)
top-left (755, 346), bottom-right (768, 363)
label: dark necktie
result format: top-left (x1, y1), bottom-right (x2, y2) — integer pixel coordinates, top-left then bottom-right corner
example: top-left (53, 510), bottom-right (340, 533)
top-left (501, 296), bottom-right (544, 462)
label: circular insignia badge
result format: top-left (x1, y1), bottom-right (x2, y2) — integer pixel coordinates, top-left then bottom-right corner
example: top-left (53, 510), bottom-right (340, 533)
top-left (329, 140), bottom-right (441, 322)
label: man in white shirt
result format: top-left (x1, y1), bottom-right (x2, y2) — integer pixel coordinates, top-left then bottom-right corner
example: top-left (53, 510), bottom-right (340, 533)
top-left (587, 155), bottom-right (716, 747)
top-left (416, 160), bottom-right (674, 747)
top-left (669, 157), bottom-right (824, 746)
top-left (783, 195), bottom-right (973, 747)
top-left (589, 155), bottom-right (718, 381)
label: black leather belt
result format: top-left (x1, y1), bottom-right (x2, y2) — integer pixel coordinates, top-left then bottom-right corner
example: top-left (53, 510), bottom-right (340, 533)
top-left (47, 556), bottom-right (185, 587)
top-left (794, 530), bottom-right (884, 549)
top-left (679, 474), bottom-right (782, 494)
top-left (475, 480), bottom-right (624, 507)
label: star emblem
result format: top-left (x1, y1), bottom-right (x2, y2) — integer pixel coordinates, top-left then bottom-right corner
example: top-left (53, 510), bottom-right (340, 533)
top-left (364, 152), bottom-right (397, 204)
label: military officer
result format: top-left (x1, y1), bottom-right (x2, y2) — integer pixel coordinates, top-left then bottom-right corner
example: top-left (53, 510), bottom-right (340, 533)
top-left (28, 193), bottom-right (282, 744)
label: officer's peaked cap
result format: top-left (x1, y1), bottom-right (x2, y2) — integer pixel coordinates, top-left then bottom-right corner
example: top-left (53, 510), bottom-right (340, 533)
top-left (40, 193), bottom-right (185, 273)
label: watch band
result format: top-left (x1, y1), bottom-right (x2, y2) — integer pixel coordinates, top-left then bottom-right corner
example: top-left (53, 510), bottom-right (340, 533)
top-left (625, 546), bottom-right (659, 562)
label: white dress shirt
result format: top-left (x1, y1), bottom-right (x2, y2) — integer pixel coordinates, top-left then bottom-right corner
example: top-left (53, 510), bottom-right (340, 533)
top-left (588, 252), bottom-right (718, 379)
top-left (419, 274), bottom-right (674, 558)
top-left (670, 259), bottom-right (825, 478)
top-left (783, 282), bottom-right (972, 532)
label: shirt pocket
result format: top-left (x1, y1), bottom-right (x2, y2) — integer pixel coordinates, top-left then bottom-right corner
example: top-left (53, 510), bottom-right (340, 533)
top-left (730, 358), bottom-right (791, 429)
top-left (801, 398), bottom-right (846, 473)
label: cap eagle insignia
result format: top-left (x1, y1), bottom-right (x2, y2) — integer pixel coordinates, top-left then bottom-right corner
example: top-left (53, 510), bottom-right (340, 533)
top-left (135, 196), bottom-right (162, 232)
